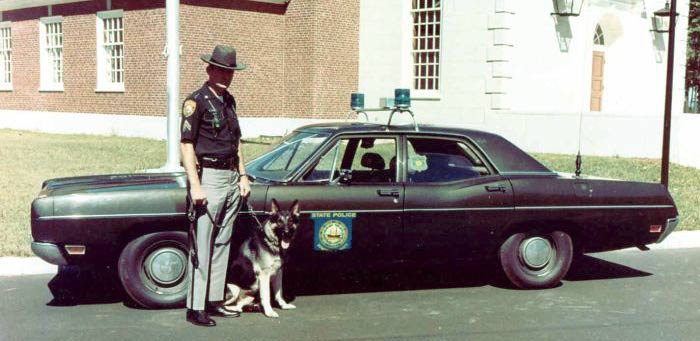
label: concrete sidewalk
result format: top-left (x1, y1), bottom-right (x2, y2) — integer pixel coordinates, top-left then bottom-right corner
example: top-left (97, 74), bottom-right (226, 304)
top-left (2, 230), bottom-right (700, 277)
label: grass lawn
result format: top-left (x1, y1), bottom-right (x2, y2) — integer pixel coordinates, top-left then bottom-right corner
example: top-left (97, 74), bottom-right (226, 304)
top-left (1, 129), bottom-right (698, 257)
top-left (0, 129), bottom-right (272, 257)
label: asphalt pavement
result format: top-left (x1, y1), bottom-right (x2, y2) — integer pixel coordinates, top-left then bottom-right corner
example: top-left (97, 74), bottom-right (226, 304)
top-left (1, 248), bottom-right (700, 340)
top-left (4, 230), bottom-right (700, 278)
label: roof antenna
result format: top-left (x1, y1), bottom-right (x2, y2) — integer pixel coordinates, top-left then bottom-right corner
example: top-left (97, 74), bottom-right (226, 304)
top-left (575, 104), bottom-right (584, 177)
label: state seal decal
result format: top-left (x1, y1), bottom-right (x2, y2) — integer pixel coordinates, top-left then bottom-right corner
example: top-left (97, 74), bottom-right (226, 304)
top-left (319, 220), bottom-right (348, 250)
top-left (311, 212), bottom-right (355, 251)
top-left (182, 100), bottom-right (196, 117)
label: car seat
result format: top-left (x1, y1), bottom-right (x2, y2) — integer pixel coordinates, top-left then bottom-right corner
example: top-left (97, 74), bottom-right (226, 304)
top-left (360, 152), bottom-right (386, 182)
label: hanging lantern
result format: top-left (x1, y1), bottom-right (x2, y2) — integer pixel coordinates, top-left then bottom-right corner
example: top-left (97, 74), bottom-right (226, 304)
top-left (551, 0), bottom-right (584, 17)
top-left (651, 1), bottom-right (676, 33)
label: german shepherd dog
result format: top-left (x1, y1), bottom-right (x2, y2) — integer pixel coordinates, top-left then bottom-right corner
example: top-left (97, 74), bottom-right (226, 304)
top-left (224, 199), bottom-right (300, 318)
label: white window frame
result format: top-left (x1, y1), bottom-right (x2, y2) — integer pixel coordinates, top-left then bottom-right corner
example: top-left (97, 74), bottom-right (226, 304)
top-left (409, 0), bottom-right (442, 99)
top-left (39, 16), bottom-right (64, 92)
top-left (0, 21), bottom-right (12, 91)
top-left (95, 9), bottom-right (124, 92)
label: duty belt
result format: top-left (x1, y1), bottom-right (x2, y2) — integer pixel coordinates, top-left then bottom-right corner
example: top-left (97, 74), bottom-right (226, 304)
top-left (198, 156), bottom-right (238, 170)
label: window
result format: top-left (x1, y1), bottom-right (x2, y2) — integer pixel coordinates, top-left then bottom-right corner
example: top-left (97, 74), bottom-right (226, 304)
top-left (406, 138), bottom-right (488, 183)
top-left (96, 10), bottom-right (124, 92)
top-left (0, 22), bottom-right (11, 90)
top-left (594, 24), bottom-right (605, 46)
top-left (246, 132), bottom-right (329, 181)
top-left (40, 17), bottom-right (63, 91)
top-left (305, 137), bottom-right (397, 183)
top-left (411, 0), bottom-right (441, 94)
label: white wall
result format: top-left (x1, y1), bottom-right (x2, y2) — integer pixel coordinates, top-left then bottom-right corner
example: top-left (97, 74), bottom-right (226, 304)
top-left (356, 0), bottom-right (698, 168)
top-left (674, 114), bottom-right (700, 168)
top-left (359, 0), bottom-right (490, 126)
top-left (507, 0), bottom-right (685, 116)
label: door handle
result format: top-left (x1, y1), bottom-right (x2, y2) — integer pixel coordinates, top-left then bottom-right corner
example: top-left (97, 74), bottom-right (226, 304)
top-left (485, 185), bottom-right (506, 193)
top-left (377, 189), bottom-right (400, 197)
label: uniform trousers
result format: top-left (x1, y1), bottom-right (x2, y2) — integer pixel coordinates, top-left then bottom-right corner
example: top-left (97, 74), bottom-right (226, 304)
top-left (187, 167), bottom-right (241, 310)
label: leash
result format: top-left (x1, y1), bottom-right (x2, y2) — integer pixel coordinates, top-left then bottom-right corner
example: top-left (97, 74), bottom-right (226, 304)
top-left (188, 186), bottom-right (268, 251)
top-left (186, 192), bottom-right (225, 269)
top-left (213, 199), bottom-right (266, 247)
top-left (246, 201), bottom-right (266, 231)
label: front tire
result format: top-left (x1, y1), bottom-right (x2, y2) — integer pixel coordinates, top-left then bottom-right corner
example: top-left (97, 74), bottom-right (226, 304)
top-left (118, 231), bottom-right (189, 309)
top-left (499, 230), bottom-right (573, 289)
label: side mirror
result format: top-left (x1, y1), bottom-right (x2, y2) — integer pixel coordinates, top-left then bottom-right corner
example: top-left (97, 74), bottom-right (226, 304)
top-left (337, 169), bottom-right (353, 184)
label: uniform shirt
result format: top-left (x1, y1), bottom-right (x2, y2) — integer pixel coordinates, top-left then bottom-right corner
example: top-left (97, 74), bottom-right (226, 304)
top-left (180, 83), bottom-right (242, 159)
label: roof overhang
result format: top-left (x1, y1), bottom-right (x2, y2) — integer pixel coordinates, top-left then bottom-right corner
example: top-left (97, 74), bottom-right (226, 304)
top-left (250, 0), bottom-right (289, 4)
top-left (0, 0), bottom-right (289, 12)
top-left (0, 0), bottom-right (84, 12)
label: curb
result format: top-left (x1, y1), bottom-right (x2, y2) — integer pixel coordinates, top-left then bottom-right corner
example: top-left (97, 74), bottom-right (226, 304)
top-left (2, 230), bottom-right (700, 278)
top-left (0, 257), bottom-right (58, 277)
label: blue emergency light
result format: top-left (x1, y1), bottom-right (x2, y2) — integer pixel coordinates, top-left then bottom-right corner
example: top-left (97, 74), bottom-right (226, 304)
top-left (394, 88), bottom-right (410, 108)
top-left (351, 92), bottom-right (365, 110)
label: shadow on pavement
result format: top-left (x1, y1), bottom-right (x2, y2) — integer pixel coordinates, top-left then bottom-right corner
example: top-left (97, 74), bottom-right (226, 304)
top-left (42, 254), bottom-right (652, 307)
top-left (46, 265), bottom-right (125, 307)
top-left (285, 259), bottom-right (508, 297)
top-left (565, 254), bottom-right (652, 282)
top-left (286, 254), bottom-right (653, 297)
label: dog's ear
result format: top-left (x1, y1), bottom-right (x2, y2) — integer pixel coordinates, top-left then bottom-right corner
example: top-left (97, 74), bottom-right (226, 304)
top-left (289, 199), bottom-right (300, 218)
top-left (270, 198), bottom-right (280, 216)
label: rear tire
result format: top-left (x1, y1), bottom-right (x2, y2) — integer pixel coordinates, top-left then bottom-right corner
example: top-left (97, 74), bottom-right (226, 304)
top-left (118, 231), bottom-right (189, 309)
top-left (499, 230), bottom-right (573, 289)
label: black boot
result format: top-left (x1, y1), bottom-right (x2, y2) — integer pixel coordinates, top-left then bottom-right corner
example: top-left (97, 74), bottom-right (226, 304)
top-left (206, 303), bottom-right (241, 318)
top-left (186, 309), bottom-right (216, 326)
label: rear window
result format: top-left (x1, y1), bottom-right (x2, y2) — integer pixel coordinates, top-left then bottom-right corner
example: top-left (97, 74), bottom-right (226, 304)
top-left (471, 134), bottom-right (551, 173)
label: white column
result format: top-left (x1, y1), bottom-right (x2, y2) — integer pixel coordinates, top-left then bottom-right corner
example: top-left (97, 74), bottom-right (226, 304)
top-left (161, 0), bottom-right (183, 172)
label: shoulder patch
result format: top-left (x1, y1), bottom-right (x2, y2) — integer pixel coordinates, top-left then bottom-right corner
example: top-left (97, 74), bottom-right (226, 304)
top-left (183, 100), bottom-right (196, 118)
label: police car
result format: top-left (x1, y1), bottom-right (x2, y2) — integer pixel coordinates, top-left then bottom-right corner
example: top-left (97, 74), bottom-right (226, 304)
top-left (30, 91), bottom-right (679, 308)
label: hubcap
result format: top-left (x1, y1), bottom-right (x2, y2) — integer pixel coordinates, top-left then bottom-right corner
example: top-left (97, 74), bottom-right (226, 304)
top-left (519, 237), bottom-right (554, 269)
top-left (145, 247), bottom-right (186, 286)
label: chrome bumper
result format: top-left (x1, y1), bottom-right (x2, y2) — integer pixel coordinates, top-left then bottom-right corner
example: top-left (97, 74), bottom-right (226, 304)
top-left (656, 217), bottom-right (680, 244)
top-left (31, 242), bottom-right (68, 265)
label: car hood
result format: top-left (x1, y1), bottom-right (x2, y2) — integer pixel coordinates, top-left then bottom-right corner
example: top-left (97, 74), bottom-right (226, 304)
top-left (39, 172), bottom-right (187, 197)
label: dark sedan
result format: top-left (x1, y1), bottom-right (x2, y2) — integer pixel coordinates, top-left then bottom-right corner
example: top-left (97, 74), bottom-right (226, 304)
top-left (31, 122), bottom-right (679, 308)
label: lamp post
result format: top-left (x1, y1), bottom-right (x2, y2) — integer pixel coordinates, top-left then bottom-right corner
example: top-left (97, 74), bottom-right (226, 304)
top-left (551, 0), bottom-right (584, 17)
top-left (652, 1), bottom-right (673, 32)
top-left (655, 0), bottom-right (678, 188)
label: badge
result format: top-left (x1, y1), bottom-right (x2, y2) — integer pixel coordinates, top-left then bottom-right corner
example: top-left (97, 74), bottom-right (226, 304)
top-left (409, 155), bottom-right (428, 172)
top-left (182, 100), bottom-right (196, 117)
top-left (312, 212), bottom-right (355, 251)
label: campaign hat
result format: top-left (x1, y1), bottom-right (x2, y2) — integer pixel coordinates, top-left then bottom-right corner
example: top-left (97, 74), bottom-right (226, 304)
top-left (201, 45), bottom-right (247, 70)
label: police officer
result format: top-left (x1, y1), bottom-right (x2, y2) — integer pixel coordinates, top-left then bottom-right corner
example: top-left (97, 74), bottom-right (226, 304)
top-left (180, 45), bottom-right (251, 327)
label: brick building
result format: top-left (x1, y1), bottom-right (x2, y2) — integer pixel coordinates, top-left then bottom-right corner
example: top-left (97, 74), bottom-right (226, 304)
top-left (0, 0), bottom-right (359, 136)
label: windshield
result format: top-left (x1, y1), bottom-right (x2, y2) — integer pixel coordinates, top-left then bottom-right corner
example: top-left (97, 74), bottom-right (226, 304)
top-left (246, 131), bottom-right (330, 182)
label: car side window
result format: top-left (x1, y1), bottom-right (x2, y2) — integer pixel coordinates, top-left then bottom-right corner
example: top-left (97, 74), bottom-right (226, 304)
top-left (303, 137), bottom-right (397, 183)
top-left (407, 137), bottom-right (489, 183)
top-left (303, 140), bottom-right (346, 182)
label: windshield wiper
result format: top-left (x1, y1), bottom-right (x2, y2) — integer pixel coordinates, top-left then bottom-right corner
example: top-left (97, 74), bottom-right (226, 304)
top-left (246, 174), bottom-right (280, 184)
